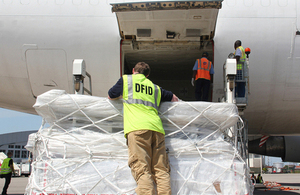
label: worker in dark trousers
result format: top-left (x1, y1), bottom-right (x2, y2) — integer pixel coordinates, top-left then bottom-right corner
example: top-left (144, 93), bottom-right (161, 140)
top-left (191, 52), bottom-right (214, 101)
top-left (1, 152), bottom-right (15, 195)
top-left (234, 40), bottom-right (246, 97)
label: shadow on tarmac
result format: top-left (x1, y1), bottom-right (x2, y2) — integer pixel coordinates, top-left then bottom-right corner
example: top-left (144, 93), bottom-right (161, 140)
top-left (280, 183), bottom-right (300, 187)
top-left (254, 190), bottom-right (300, 195)
top-left (254, 183), bottom-right (300, 195)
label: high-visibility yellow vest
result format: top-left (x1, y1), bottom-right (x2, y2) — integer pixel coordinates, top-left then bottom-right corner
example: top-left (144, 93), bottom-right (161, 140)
top-left (195, 58), bottom-right (212, 81)
top-left (122, 74), bottom-right (164, 137)
top-left (258, 176), bottom-right (263, 183)
top-left (234, 46), bottom-right (246, 70)
top-left (0, 158), bottom-right (12, 175)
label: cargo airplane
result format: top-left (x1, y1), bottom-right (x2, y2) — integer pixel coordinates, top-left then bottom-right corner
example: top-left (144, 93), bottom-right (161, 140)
top-left (0, 0), bottom-right (300, 161)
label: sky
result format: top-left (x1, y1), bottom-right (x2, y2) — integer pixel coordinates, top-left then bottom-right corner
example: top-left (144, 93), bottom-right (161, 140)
top-left (0, 108), bottom-right (42, 135)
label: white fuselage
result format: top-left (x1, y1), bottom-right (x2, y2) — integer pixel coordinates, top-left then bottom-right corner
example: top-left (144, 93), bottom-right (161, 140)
top-left (0, 0), bottom-right (299, 136)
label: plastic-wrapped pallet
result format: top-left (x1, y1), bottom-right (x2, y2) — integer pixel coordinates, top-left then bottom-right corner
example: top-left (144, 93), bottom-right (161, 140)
top-left (24, 89), bottom-right (253, 195)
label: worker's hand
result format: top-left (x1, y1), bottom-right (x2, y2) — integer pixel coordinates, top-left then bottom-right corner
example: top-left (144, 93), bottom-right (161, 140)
top-left (108, 95), bottom-right (122, 100)
top-left (228, 53), bottom-right (235, 58)
top-left (171, 94), bottom-right (179, 102)
top-left (191, 78), bottom-right (194, 86)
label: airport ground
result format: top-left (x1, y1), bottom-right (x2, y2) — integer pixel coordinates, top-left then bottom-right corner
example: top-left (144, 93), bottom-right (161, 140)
top-left (253, 174), bottom-right (300, 195)
top-left (1, 174), bottom-right (300, 195)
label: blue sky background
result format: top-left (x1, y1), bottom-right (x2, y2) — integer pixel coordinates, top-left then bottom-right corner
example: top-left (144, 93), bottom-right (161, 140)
top-left (0, 108), bottom-right (42, 135)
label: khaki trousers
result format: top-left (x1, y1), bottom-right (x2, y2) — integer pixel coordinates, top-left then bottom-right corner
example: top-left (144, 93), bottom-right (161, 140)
top-left (127, 130), bottom-right (171, 195)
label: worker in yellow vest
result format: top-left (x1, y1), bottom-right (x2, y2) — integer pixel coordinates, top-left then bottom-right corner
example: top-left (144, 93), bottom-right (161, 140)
top-left (1, 152), bottom-right (15, 195)
top-left (108, 62), bottom-right (179, 195)
top-left (234, 40), bottom-right (246, 97)
top-left (256, 174), bottom-right (263, 184)
top-left (191, 52), bottom-right (214, 101)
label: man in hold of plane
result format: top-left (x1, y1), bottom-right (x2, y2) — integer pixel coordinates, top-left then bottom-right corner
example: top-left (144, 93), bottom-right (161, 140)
top-left (108, 62), bottom-right (179, 195)
top-left (234, 40), bottom-right (246, 97)
top-left (191, 52), bottom-right (214, 101)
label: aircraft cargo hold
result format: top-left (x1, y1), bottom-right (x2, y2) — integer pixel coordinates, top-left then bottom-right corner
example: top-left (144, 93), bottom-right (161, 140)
top-left (24, 89), bottom-right (253, 195)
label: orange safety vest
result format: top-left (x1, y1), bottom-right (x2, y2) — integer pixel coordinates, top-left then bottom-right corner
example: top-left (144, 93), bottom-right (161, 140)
top-left (195, 58), bottom-right (211, 81)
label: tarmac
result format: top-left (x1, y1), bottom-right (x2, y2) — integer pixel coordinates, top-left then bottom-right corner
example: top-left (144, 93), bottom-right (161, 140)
top-left (253, 174), bottom-right (300, 195)
top-left (0, 176), bottom-right (29, 195)
top-left (0, 173), bottom-right (300, 195)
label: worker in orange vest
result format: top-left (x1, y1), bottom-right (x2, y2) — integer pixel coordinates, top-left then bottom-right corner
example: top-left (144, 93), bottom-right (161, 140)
top-left (191, 52), bottom-right (214, 101)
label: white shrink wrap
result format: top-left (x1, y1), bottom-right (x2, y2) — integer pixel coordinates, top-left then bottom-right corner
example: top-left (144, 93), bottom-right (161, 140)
top-left (25, 89), bottom-right (253, 195)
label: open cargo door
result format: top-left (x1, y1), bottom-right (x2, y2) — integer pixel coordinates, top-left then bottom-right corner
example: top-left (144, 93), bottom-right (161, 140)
top-left (111, 1), bottom-right (222, 41)
top-left (111, 1), bottom-right (223, 101)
